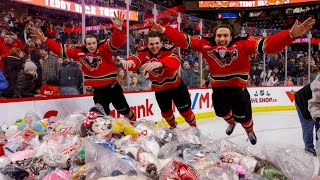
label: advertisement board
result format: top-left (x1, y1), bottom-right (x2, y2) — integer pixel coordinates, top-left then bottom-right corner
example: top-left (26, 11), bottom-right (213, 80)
top-left (13, 0), bottom-right (139, 21)
top-left (0, 87), bottom-right (301, 125)
top-left (199, 0), bottom-right (319, 8)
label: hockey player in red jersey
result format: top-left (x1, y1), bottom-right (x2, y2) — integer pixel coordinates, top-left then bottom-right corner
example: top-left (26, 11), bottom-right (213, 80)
top-left (31, 11), bottom-right (136, 122)
top-left (124, 31), bottom-right (196, 128)
top-left (149, 17), bottom-right (315, 145)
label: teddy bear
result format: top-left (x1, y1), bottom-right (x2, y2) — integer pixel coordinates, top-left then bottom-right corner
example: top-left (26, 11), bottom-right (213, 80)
top-left (112, 118), bottom-right (139, 140)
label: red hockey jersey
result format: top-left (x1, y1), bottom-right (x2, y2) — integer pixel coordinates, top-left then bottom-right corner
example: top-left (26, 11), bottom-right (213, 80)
top-left (163, 26), bottom-right (295, 88)
top-left (44, 25), bottom-right (126, 87)
top-left (0, 37), bottom-right (25, 69)
top-left (127, 45), bottom-right (181, 91)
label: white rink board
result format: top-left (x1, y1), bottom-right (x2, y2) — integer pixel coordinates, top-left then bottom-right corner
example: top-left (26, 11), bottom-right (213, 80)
top-left (0, 86), bottom-right (302, 125)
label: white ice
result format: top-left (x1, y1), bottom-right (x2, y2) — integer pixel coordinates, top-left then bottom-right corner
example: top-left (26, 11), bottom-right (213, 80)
top-left (188, 110), bottom-right (319, 176)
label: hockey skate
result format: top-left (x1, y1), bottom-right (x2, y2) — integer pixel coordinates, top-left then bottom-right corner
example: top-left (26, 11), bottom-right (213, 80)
top-left (305, 148), bottom-right (317, 157)
top-left (247, 131), bottom-right (257, 145)
top-left (226, 123), bottom-right (236, 135)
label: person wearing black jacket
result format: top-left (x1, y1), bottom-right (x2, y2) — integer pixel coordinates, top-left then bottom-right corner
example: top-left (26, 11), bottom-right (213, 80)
top-left (295, 79), bottom-right (320, 156)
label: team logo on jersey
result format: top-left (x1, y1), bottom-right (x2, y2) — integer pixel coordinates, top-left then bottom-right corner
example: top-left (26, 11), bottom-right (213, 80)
top-left (148, 58), bottom-right (164, 77)
top-left (79, 52), bottom-right (102, 71)
top-left (207, 45), bottom-right (238, 67)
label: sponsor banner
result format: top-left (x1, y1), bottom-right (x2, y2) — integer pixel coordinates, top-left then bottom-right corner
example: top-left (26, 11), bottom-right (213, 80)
top-left (248, 86), bottom-right (301, 106)
top-left (199, 0), bottom-right (319, 8)
top-left (13, 0), bottom-right (139, 21)
top-left (0, 87), bottom-right (301, 125)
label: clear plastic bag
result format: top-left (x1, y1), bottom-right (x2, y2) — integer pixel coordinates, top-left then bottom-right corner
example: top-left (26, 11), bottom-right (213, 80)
top-left (71, 137), bottom-right (138, 180)
top-left (183, 147), bottom-right (220, 172)
top-left (42, 169), bottom-right (72, 180)
top-left (36, 134), bottom-right (82, 168)
top-left (159, 159), bottom-right (199, 180)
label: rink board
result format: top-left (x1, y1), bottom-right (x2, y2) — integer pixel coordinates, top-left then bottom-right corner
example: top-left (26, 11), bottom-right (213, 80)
top-left (0, 86), bottom-right (301, 125)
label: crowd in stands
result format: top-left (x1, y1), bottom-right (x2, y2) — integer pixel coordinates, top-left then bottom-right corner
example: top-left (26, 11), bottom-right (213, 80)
top-left (0, 2), bottom-right (319, 100)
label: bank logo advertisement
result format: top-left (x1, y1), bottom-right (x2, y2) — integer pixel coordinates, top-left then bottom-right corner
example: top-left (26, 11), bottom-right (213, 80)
top-left (285, 89), bottom-right (297, 102)
top-left (251, 89), bottom-right (277, 103)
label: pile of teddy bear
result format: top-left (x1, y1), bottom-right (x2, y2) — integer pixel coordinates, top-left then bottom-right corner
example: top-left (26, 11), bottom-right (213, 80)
top-left (0, 105), bottom-right (315, 180)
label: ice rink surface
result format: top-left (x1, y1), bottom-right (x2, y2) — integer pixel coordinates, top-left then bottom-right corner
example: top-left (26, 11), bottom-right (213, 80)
top-left (192, 110), bottom-right (319, 176)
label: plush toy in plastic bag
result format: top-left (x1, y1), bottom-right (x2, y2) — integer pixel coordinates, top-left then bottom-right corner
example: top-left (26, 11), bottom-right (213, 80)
top-left (175, 127), bottom-right (203, 144)
top-left (63, 111), bottom-right (87, 135)
top-left (24, 112), bottom-right (41, 121)
top-left (43, 169), bottom-right (72, 180)
top-left (198, 165), bottom-right (239, 180)
top-left (257, 165), bottom-right (287, 180)
top-left (262, 147), bottom-right (312, 180)
top-left (112, 118), bottom-right (139, 140)
top-left (0, 165), bottom-right (30, 180)
top-left (80, 106), bottom-right (113, 141)
top-left (220, 151), bottom-right (257, 173)
top-left (36, 135), bottom-right (81, 168)
top-left (183, 147), bottom-right (220, 172)
top-left (0, 157), bottom-right (11, 168)
top-left (7, 149), bottom-right (36, 163)
top-left (124, 146), bottom-right (161, 178)
top-left (13, 156), bottom-right (49, 178)
top-left (71, 137), bottom-right (138, 179)
top-left (15, 118), bottom-right (49, 135)
top-left (159, 159), bottom-right (199, 180)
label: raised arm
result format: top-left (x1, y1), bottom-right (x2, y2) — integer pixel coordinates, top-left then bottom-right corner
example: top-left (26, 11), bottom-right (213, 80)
top-left (31, 27), bottom-right (78, 59)
top-left (102, 11), bottom-right (126, 53)
top-left (246, 17), bottom-right (315, 55)
top-left (148, 19), bottom-right (206, 52)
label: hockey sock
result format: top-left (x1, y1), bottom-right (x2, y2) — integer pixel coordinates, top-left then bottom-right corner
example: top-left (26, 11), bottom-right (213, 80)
top-left (241, 119), bottom-right (254, 133)
top-left (223, 110), bottom-right (235, 125)
top-left (124, 110), bottom-right (136, 122)
top-left (162, 110), bottom-right (176, 127)
top-left (180, 108), bottom-right (197, 127)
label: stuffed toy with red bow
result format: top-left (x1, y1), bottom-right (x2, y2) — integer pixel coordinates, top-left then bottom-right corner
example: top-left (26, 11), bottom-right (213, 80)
top-left (79, 106), bottom-right (113, 141)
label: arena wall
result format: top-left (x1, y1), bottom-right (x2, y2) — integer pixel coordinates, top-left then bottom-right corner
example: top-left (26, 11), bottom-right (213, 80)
top-left (0, 86), bottom-right (301, 125)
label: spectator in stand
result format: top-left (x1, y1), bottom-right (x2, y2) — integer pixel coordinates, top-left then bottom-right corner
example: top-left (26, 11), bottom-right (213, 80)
top-left (190, 60), bottom-right (201, 88)
top-left (38, 44), bottom-right (60, 83)
top-left (310, 65), bottom-right (319, 83)
top-left (128, 73), bottom-right (142, 91)
top-left (59, 59), bottom-right (83, 95)
top-left (180, 61), bottom-right (192, 87)
top-left (266, 71), bottom-right (278, 86)
top-left (202, 64), bottom-right (210, 88)
top-left (39, 75), bottom-right (60, 97)
top-left (249, 65), bottom-right (262, 86)
top-left (0, 68), bottom-right (8, 97)
top-left (24, 38), bottom-right (43, 84)
top-left (46, 23), bottom-right (57, 39)
top-left (137, 70), bottom-right (151, 90)
top-left (116, 67), bottom-right (128, 91)
top-left (15, 60), bottom-right (41, 98)
top-left (0, 31), bottom-right (25, 69)
top-left (2, 48), bottom-right (25, 98)
top-left (285, 76), bottom-right (294, 86)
